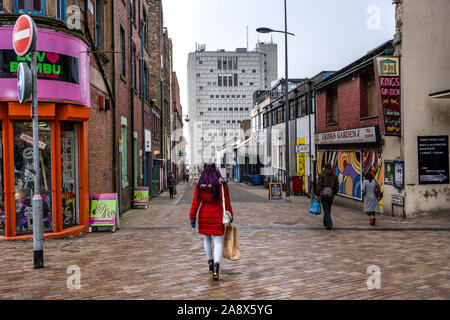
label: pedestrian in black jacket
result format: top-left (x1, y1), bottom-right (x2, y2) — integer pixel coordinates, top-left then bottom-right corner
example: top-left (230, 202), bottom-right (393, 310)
top-left (315, 163), bottom-right (339, 229)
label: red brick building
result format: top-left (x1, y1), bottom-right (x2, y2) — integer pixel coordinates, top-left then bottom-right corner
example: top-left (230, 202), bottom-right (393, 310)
top-left (314, 40), bottom-right (394, 210)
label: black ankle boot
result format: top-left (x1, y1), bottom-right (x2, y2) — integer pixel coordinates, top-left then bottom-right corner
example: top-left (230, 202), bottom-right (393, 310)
top-left (213, 263), bottom-right (220, 280)
top-left (208, 260), bottom-right (214, 273)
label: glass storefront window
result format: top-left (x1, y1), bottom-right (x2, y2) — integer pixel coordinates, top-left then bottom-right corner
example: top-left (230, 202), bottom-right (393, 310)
top-left (0, 123), bottom-right (4, 235)
top-left (13, 121), bottom-right (52, 234)
top-left (61, 122), bottom-right (78, 228)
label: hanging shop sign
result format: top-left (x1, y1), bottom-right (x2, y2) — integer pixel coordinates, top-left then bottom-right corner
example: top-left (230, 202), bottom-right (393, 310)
top-left (374, 56), bottom-right (402, 136)
top-left (315, 126), bottom-right (379, 145)
top-left (418, 136), bottom-right (449, 184)
top-left (133, 187), bottom-right (149, 208)
top-left (89, 194), bottom-right (117, 227)
top-left (0, 27), bottom-right (90, 107)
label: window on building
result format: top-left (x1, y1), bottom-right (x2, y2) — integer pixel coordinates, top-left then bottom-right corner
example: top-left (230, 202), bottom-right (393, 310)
top-left (239, 82), bottom-right (243, 86)
top-left (242, 70), bottom-right (245, 73)
top-left (218, 57), bottom-right (222, 70)
top-left (362, 71), bottom-right (378, 118)
top-left (290, 99), bottom-right (296, 120)
top-left (210, 69), bottom-right (214, 73)
top-left (216, 95), bottom-right (219, 98)
top-left (196, 73), bottom-right (200, 78)
top-left (199, 61), bottom-right (203, 64)
top-left (252, 69), bottom-right (256, 73)
top-left (121, 117), bottom-right (128, 188)
top-left (233, 57), bottom-right (238, 69)
top-left (210, 95), bottom-right (214, 98)
top-left (143, 61), bottom-right (148, 100)
top-left (95, 0), bottom-right (104, 48)
top-left (130, 0), bottom-right (135, 24)
top-left (120, 27), bottom-right (125, 76)
top-left (142, 8), bottom-right (148, 47)
top-left (326, 87), bottom-right (338, 124)
top-left (218, 75), bottom-right (222, 86)
top-left (14, 0), bottom-right (45, 15)
top-left (234, 74), bottom-right (238, 86)
top-left (55, 0), bottom-right (66, 20)
top-left (199, 86), bottom-right (203, 90)
top-left (250, 82), bottom-right (254, 86)
top-left (131, 43), bottom-right (136, 90)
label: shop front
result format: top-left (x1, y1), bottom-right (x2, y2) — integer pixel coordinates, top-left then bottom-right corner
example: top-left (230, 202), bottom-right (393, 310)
top-left (315, 126), bottom-right (384, 211)
top-left (0, 27), bottom-right (90, 240)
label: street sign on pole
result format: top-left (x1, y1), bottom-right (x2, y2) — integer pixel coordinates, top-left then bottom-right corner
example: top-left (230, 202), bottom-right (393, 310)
top-left (17, 62), bottom-right (32, 103)
top-left (13, 14), bottom-right (44, 268)
top-left (12, 14), bottom-right (37, 56)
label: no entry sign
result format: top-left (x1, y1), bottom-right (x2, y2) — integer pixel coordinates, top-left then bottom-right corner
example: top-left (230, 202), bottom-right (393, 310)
top-left (12, 14), bottom-right (37, 57)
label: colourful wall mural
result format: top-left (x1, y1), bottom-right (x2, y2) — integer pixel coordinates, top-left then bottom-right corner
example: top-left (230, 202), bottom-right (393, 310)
top-left (317, 150), bottom-right (384, 211)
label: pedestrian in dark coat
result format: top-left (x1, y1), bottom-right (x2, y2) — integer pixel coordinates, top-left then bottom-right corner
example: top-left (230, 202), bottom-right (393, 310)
top-left (362, 172), bottom-right (380, 226)
top-left (168, 173), bottom-right (176, 198)
top-left (315, 163), bottom-right (339, 229)
top-left (189, 163), bottom-right (234, 280)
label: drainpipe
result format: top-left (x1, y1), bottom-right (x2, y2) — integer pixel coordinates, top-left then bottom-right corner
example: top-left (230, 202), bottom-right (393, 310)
top-left (130, 18), bottom-right (135, 193)
top-left (141, 20), bottom-right (147, 188)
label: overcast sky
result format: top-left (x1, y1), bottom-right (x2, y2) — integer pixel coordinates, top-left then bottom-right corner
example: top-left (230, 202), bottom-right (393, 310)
top-left (162, 0), bottom-right (395, 165)
top-left (163, 0), bottom-right (395, 112)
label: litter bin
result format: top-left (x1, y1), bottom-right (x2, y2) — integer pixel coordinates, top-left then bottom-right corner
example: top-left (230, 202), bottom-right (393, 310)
top-left (252, 174), bottom-right (261, 186)
top-left (291, 176), bottom-right (303, 195)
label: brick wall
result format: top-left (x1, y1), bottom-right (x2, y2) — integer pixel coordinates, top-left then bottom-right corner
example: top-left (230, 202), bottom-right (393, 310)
top-left (316, 72), bottom-right (381, 133)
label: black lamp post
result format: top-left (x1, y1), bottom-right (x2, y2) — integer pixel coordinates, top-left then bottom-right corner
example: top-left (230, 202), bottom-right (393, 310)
top-left (257, 0), bottom-right (294, 201)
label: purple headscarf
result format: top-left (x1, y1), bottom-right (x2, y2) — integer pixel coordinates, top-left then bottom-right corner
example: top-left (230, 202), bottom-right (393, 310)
top-left (197, 163), bottom-right (224, 202)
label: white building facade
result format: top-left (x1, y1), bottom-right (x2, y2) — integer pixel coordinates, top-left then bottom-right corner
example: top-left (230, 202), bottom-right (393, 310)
top-left (187, 42), bottom-right (278, 173)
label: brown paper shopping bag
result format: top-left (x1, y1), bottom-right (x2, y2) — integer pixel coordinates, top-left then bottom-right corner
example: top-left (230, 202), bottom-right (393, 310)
top-left (222, 224), bottom-right (242, 261)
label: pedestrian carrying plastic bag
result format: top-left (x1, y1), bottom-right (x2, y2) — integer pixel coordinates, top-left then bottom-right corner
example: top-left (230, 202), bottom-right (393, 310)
top-left (309, 198), bottom-right (322, 215)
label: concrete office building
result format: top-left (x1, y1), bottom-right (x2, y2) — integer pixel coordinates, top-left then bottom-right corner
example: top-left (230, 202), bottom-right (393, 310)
top-left (187, 42), bottom-right (278, 173)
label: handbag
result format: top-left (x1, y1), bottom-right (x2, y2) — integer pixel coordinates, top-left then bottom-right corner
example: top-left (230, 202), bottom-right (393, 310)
top-left (374, 181), bottom-right (382, 200)
top-left (222, 224), bottom-right (242, 261)
top-left (174, 188), bottom-right (177, 195)
top-left (221, 185), bottom-right (232, 225)
top-left (309, 198), bottom-right (322, 215)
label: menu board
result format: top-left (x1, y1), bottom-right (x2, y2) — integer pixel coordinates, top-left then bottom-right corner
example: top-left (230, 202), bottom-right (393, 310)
top-left (418, 136), bottom-right (449, 185)
top-left (269, 182), bottom-right (283, 200)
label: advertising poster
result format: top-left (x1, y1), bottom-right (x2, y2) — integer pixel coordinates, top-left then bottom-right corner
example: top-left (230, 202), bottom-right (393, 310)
top-left (90, 194), bottom-right (117, 227)
top-left (133, 187), bottom-right (149, 208)
top-left (393, 160), bottom-right (404, 188)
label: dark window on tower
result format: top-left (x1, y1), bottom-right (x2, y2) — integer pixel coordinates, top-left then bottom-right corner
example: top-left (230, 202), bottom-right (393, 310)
top-left (95, 0), bottom-right (103, 48)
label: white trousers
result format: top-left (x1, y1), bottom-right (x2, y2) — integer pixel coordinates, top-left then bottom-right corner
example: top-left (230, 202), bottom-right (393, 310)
top-left (204, 235), bottom-right (223, 264)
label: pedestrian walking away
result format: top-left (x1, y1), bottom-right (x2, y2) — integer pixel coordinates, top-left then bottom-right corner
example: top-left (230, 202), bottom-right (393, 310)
top-left (168, 173), bottom-right (176, 199)
top-left (315, 163), bottom-right (339, 230)
top-left (362, 172), bottom-right (380, 226)
top-left (189, 162), bottom-right (234, 280)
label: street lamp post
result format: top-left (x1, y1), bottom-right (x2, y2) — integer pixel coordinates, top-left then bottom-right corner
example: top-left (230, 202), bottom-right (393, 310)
top-left (257, 0), bottom-right (294, 201)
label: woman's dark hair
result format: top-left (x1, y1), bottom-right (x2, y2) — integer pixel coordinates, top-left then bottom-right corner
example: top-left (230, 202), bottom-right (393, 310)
top-left (197, 163), bottom-right (223, 202)
top-left (365, 172), bottom-right (374, 182)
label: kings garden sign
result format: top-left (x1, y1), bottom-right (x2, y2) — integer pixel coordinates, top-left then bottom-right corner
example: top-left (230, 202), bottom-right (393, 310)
top-left (0, 49), bottom-right (79, 84)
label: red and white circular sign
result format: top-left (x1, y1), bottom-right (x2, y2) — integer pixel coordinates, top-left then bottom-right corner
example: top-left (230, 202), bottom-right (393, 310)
top-left (12, 14), bottom-right (36, 56)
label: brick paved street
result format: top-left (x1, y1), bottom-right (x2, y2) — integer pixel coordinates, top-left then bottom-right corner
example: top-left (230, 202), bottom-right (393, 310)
top-left (0, 182), bottom-right (449, 300)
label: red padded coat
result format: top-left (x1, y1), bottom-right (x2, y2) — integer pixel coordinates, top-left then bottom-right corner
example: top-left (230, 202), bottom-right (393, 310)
top-left (189, 184), bottom-right (234, 236)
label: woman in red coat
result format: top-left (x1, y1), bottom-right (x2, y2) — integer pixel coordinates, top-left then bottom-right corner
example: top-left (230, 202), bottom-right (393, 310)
top-left (189, 163), bottom-right (233, 280)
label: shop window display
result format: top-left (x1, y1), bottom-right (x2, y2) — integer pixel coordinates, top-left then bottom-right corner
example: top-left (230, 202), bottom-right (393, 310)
top-left (13, 121), bottom-right (52, 234)
top-left (61, 122), bottom-right (78, 228)
top-left (0, 123), bottom-right (4, 235)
